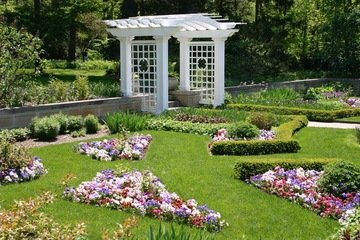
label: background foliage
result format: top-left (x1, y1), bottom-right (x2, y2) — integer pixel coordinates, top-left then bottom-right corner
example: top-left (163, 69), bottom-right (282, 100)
top-left (0, 0), bottom-right (359, 86)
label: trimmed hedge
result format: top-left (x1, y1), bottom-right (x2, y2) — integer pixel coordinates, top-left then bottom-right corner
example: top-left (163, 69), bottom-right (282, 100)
top-left (210, 139), bottom-right (300, 156)
top-left (275, 115), bottom-right (308, 139)
top-left (234, 158), bottom-right (332, 180)
top-left (209, 115), bottom-right (308, 156)
top-left (146, 119), bottom-right (232, 135)
top-left (227, 103), bottom-right (360, 122)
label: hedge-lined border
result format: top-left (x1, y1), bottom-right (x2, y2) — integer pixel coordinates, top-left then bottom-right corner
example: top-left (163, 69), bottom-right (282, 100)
top-left (209, 116), bottom-right (308, 156)
top-left (227, 103), bottom-right (360, 122)
top-left (234, 158), bottom-right (332, 180)
top-left (145, 118), bottom-right (232, 135)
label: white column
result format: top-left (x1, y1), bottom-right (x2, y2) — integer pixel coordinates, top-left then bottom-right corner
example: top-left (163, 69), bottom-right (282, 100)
top-left (154, 36), bottom-right (170, 114)
top-left (177, 37), bottom-right (191, 91)
top-left (118, 37), bottom-right (133, 96)
top-left (212, 37), bottom-right (227, 107)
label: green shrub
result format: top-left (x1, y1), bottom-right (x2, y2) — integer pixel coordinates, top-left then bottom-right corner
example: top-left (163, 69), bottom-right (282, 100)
top-left (72, 75), bottom-right (90, 100)
top-left (317, 161), bottom-right (360, 197)
top-left (51, 112), bottom-right (69, 134)
top-left (247, 112), bottom-right (277, 130)
top-left (146, 118), bottom-right (231, 135)
top-left (71, 128), bottom-right (86, 138)
top-left (67, 115), bottom-right (84, 132)
top-left (234, 158), bottom-right (331, 180)
top-left (33, 117), bottom-right (60, 140)
top-left (84, 114), bottom-right (100, 134)
top-left (275, 115), bottom-right (308, 139)
top-left (48, 77), bottom-right (70, 102)
top-left (89, 82), bottom-right (120, 98)
top-left (227, 103), bottom-right (360, 122)
top-left (210, 139), bottom-right (301, 156)
top-left (0, 141), bottom-right (31, 171)
top-left (105, 111), bottom-right (151, 133)
top-left (0, 192), bottom-right (87, 239)
top-left (0, 128), bottom-right (30, 142)
top-left (227, 122), bottom-right (259, 139)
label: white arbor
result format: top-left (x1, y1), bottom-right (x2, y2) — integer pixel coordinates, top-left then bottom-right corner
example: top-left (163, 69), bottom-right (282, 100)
top-left (104, 13), bottom-right (239, 114)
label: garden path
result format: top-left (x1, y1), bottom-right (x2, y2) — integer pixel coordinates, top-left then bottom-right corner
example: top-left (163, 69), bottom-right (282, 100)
top-left (308, 121), bottom-right (360, 129)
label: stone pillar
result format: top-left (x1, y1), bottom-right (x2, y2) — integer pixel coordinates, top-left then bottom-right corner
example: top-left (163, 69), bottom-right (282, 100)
top-left (177, 37), bottom-right (191, 91)
top-left (154, 36), bottom-right (170, 114)
top-left (212, 37), bottom-right (227, 107)
top-left (118, 36), bottom-right (133, 96)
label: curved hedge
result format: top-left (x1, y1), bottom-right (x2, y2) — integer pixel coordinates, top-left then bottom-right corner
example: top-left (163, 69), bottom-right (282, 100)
top-left (234, 158), bottom-right (332, 180)
top-left (209, 115), bottom-right (308, 156)
top-left (227, 103), bottom-right (360, 122)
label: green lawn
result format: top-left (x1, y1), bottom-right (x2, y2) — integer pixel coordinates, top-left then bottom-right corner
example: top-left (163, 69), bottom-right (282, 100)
top-left (2, 127), bottom-right (358, 239)
top-left (336, 116), bottom-right (360, 124)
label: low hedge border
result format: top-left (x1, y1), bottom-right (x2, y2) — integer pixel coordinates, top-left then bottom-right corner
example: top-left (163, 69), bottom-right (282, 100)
top-left (210, 140), bottom-right (300, 156)
top-left (209, 115), bottom-right (308, 156)
top-left (234, 158), bottom-right (332, 180)
top-left (227, 103), bottom-right (360, 122)
top-left (145, 119), bottom-right (232, 135)
top-left (275, 115), bottom-right (308, 139)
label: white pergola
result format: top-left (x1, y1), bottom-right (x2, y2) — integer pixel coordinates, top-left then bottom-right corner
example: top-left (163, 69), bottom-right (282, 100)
top-left (104, 13), bottom-right (240, 114)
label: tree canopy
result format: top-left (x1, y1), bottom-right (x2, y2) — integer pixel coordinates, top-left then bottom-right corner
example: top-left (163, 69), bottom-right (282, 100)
top-left (1, 0), bottom-right (359, 82)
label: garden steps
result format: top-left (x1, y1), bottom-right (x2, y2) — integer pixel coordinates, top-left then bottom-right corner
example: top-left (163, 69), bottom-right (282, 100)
top-left (168, 100), bottom-right (180, 108)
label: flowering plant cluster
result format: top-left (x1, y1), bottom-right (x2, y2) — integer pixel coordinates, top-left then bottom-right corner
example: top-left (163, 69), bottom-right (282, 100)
top-left (249, 167), bottom-right (360, 220)
top-left (211, 128), bottom-right (275, 142)
top-left (0, 157), bottom-right (46, 185)
top-left (76, 134), bottom-right (152, 161)
top-left (63, 169), bottom-right (227, 232)
top-left (346, 97), bottom-right (360, 108)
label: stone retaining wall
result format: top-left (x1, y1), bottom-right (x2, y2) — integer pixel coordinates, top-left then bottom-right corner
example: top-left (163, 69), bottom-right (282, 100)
top-left (0, 96), bottom-right (142, 129)
top-left (226, 78), bottom-right (360, 96)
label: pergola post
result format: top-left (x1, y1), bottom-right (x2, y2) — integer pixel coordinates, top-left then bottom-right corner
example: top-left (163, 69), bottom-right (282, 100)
top-left (118, 36), bottom-right (133, 96)
top-left (154, 35), bottom-right (170, 114)
top-left (178, 37), bottom-right (191, 91)
top-left (213, 37), bottom-right (227, 107)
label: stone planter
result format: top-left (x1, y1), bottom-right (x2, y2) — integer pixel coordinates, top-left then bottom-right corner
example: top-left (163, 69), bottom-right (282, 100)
top-left (168, 77), bottom-right (178, 90)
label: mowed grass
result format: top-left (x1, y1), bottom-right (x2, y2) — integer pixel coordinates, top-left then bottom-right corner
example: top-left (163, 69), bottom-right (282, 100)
top-left (2, 127), bottom-right (358, 239)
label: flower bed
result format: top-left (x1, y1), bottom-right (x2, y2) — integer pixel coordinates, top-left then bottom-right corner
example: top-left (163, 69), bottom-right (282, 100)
top-left (211, 128), bottom-right (275, 143)
top-left (76, 134), bottom-right (152, 161)
top-left (0, 157), bottom-right (46, 185)
top-left (249, 167), bottom-right (360, 220)
top-left (63, 169), bottom-right (227, 232)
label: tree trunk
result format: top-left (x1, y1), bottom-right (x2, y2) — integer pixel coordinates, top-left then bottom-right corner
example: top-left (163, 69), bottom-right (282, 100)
top-left (34, 0), bottom-right (41, 36)
top-left (68, 24), bottom-right (76, 61)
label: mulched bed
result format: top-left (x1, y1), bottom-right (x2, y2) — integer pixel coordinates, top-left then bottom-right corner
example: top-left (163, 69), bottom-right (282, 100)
top-left (16, 128), bottom-right (109, 148)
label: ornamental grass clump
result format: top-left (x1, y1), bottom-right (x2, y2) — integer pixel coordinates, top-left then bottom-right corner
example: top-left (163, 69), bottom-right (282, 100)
top-left (63, 169), bottom-right (227, 232)
top-left (0, 192), bottom-right (87, 239)
top-left (317, 161), bottom-right (360, 197)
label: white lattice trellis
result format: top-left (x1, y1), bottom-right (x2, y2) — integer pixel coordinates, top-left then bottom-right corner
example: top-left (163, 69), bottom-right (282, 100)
top-left (189, 42), bottom-right (215, 105)
top-left (131, 41), bottom-right (157, 112)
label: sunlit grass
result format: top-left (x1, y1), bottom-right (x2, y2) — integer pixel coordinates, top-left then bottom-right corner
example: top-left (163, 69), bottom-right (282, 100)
top-left (1, 128), bottom-right (354, 239)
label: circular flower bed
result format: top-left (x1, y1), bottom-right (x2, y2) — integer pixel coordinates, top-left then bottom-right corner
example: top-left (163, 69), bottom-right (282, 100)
top-left (63, 169), bottom-right (227, 232)
top-left (0, 157), bottom-right (46, 185)
top-left (249, 167), bottom-right (360, 220)
top-left (76, 134), bottom-right (152, 161)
